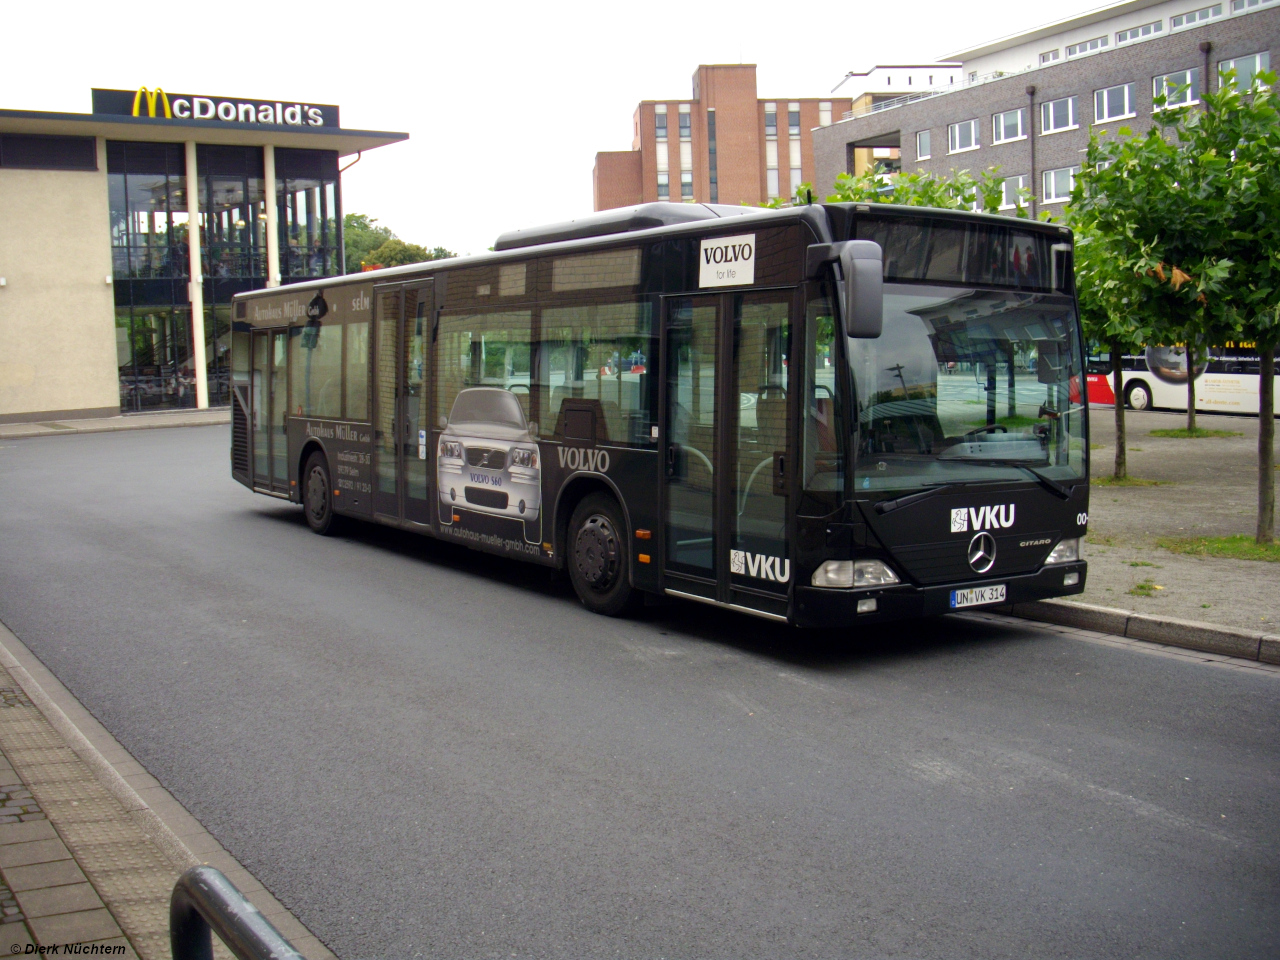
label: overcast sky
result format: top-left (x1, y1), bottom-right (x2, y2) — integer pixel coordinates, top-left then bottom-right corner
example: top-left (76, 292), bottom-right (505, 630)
top-left (7, 0), bottom-right (1106, 256)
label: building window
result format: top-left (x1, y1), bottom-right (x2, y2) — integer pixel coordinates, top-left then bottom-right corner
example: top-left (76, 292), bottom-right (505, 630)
top-left (1066, 36), bottom-right (1108, 57)
top-left (1040, 50), bottom-right (1060, 65)
top-left (992, 108), bottom-right (1026, 143)
top-left (657, 172), bottom-right (669, 199)
top-left (707, 108), bottom-right (718, 203)
top-left (1220, 52), bottom-right (1271, 88)
top-left (948, 118), bottom-right (979, 153)
top-left (1043, 166), bottom-right (1079, 203)
top-left (766, 138), bottom-right (779, 198)
top-left (916, 129), bottom-right (932, 160)
top-left (764, 102), bottom-right (777, 138)
top-left (1095, 83), bottom-right (1136, 121)
top-left (788, 102), bottom-right (801, 137)
top-left (1154, 68), bottom-right (1200, 107)
top-left (681, 170), bottom-right (692, 199)
top-left (1041, 95), bottom-right (1078, 132)
top-left (1000, 175), bottom-right (1028, 209)
top-left (1117, 20), bottom-right (1162, 43)
top-left (656, 141), bottom-right (669, 173)
top-left (1233, 0), bottom-right (1277, 10)
top-left (275, 148), bottom-right (341, 281)
top-left (819, 101), bottom-right (832, 126)
top-left (678, 104), bottom-right (691, 140)
top-left (1171, 4), bottom-right (1222, 28)
top-left (655, 104), bottom-right (667, 141)
top-left (767, 168), bottom-right (780, 199)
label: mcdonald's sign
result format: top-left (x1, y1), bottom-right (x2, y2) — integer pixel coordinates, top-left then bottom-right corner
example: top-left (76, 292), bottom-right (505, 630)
top-left (91, 88), bottom-right (341, 128)
top-left (131, 87), bottom-right (171, 119)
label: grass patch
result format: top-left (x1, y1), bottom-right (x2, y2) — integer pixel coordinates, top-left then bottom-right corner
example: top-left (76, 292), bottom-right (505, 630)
top-left (1147, 428), bottom-right (1243, 439)
top-left (1086, 532), bottom-right (1118, 546)
top-left (1128, 579), bottom-right (1164, 597)
top-left (1091, 475), bottom-right (1166, 487)
top-left (1128, 561), bottom-right (1161, 568)
top-left (1155, 535), bottom-right (1280, 562)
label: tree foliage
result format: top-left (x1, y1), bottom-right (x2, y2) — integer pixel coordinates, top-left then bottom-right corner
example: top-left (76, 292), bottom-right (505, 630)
top-left (1072, 70), bottom-right (1279, 540)
top-left (343, 213), bottom-right (456, 273)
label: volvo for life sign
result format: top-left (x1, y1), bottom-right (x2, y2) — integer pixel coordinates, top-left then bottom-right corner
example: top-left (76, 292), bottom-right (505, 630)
top-left (699, 234), bottom-right (756, 288)
top-left (92, 88), bottom-right (340, 128)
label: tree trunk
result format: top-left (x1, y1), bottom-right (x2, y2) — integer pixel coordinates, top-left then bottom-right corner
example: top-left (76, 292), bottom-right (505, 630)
top-left (1259, 343), bottom-right (1275, 545)
top-left (1111, 341), bottom-right (1127, 479)
top-left (1186, 343), bottom-right (1197, 433)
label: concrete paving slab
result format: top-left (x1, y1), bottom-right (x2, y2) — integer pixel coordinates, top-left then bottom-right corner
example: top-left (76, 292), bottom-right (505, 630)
top-left (26, 907), bottom-right (121, 943)
top-left (4, 859), bottom-right (89, 892)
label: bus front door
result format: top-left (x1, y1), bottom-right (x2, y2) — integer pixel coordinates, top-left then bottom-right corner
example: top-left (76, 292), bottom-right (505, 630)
top-left (373, 281), bottom-right (435, 525)
top-left (663, 290), bottom-right (795, 621)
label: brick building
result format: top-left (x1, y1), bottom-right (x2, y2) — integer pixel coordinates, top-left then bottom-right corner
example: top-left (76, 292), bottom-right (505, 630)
top-left (813, 0), bottom-right (1279, 217)
top-left (592, 64), bottom-right (851, 210)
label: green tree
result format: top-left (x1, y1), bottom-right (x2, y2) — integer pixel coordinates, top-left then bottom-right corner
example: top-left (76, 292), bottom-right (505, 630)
top-left (1073, 70), bottom-right (1278, 542)
top-left (363, 238), bottom-right (456, 269)
top-left (1070, 220), bottom-right (1154, 478)
top-left (343, 213), bottom-right (394, 274)
top-left (774, 166), bottom-right (1031, 215)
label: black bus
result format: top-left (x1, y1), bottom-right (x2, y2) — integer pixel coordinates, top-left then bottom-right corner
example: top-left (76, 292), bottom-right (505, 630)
top-left (229, 202), bottom-right (1088, 625)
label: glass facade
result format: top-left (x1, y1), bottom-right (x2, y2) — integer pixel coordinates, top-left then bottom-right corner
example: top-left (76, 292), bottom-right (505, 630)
top-left (108, 141), bottom-right (343, 412)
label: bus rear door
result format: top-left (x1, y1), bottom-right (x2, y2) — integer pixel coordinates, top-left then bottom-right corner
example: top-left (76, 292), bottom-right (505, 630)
top-left (372, 280), bottom-right (435, 525)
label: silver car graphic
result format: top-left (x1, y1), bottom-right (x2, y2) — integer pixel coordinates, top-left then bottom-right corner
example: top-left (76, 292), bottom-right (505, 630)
top-left (437, 387), bottom-right (541, 527)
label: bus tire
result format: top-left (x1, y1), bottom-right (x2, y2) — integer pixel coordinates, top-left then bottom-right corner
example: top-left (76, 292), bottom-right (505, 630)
top-left (302, 451), bottom-right (342, 536)
top-left (567, 493), bottom-right (636, 616)
top-left (1125, 380), bottom-right (1152, 411)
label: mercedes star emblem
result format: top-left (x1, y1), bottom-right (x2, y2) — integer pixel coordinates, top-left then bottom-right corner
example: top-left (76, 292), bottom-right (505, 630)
top-left (968, 532), bottom-right (997, 573)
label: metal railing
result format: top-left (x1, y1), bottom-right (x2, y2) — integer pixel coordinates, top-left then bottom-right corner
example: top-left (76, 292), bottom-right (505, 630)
top-left (840, 66), bottom-right (1036, 122)
top-left (171, 866), bottom-right (307, 960)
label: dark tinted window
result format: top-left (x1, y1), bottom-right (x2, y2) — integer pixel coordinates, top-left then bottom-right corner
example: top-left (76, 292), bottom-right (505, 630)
top-left (855, 216), bottom-right (1068, 293)
top-left (0, 134), bottom-right (96, 170)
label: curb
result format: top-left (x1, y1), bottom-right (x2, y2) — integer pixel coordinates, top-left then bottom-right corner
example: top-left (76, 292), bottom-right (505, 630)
top-left (0, 409), bottom-right (229, 441)
top-left (1001, 599), bottom-right (1280, 664)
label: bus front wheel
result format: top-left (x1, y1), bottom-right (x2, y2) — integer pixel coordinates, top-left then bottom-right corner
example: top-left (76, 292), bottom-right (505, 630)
top-left (568, 493), bottom-right (636, 616)
top-left (303, 451), bottom-right (342, 536)
top-left (1125, 380), bottom-right (1152, 411)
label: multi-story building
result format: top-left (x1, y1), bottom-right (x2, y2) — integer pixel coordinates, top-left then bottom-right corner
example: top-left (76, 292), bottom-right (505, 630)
top-left (592, 64), bottom-right (851, 210)
top-left (0, 86), bottom-right (404, 422)
top-left (813, 0), bottom-right (1279, 216)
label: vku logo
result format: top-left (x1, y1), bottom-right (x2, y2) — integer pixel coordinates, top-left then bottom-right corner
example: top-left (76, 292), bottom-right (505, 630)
top-left (730, 549), bottom-right (791, 583)
top-left (557, 447), bottom-right (610, 473)
top-left (950, 504), bottom-right (1016, 534)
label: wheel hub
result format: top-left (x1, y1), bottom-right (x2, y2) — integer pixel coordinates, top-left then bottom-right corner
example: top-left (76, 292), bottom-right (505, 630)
top-left (575, 515), bottom-right (618, 590)
top-left (306, 468), bottom-right (327, 520)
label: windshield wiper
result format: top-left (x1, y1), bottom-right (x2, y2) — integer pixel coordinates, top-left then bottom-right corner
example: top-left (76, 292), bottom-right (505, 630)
top-left (1012, 463), bottom-right (1073, 500)
top-left (873, 479), bottom-right (1004, 515)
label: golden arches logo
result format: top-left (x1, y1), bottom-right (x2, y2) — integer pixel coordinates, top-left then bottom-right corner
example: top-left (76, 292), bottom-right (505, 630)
top-left (131, 87), bottom-right (171, 119)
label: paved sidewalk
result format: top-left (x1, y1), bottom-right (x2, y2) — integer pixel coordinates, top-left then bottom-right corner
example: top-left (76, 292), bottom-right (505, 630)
top-left (0, 622), bottom-right (332, 960)
top-left (0, 409), bottom-right (229, 441)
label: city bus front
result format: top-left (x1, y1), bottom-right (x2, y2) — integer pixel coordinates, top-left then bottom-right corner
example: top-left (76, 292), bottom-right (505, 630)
top-left (796, 209), bottom-right (1088, 625)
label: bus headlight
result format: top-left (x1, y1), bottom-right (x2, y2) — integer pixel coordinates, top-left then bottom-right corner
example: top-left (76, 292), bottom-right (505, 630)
top-left (811, 559), bottom-right (901, 588)
top-left (1045, 538), bottom-right (1080, 564)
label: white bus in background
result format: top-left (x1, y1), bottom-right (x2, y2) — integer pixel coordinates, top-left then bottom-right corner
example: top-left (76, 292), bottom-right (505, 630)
top-left (1086, 345), bottom-right (1280, 415)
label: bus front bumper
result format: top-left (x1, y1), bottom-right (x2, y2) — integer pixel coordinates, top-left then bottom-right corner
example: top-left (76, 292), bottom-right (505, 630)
top-left (792, 561), bottom-right (1087, 628)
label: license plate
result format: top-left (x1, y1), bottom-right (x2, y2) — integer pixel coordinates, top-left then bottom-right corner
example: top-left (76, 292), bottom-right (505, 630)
top-left (950, 584), bottom-right (1007, 609)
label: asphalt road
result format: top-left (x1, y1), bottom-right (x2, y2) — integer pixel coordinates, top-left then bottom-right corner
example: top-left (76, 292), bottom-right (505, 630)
top-left (0, 426), bottom-right (1277, 959)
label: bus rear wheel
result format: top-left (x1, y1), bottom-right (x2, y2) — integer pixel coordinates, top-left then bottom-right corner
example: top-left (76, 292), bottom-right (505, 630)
top-left (1125, 380), bottom-right (1152, 411)
top-left (568, 493), bottom-right (636, 616)
top-left (303, 451), bottom-right (342, 536)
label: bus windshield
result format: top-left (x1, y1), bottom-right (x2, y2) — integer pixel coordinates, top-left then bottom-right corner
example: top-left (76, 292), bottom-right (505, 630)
top-left (849, 285), bottom-right (1086, 493)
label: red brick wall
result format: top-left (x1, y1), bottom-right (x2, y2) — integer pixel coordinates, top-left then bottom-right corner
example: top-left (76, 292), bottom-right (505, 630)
top-left (593, 151), bottom-right (643, 211)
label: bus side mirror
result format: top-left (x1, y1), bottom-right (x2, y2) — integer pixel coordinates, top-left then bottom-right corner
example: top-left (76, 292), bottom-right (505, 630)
top-left (840, 240), bottom-right (883, 339)
top-left (805, 240), bottom-right (884, 338)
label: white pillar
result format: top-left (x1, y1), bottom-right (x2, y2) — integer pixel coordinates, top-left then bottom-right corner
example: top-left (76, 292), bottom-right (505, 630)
top-left (185, 140), bottom-right (209, 410)
top-left (263, 144), bottom-right (281, 288)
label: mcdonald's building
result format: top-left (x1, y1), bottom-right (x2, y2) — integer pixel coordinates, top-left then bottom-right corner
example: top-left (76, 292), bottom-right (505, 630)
top-left (0, 87), bottom-right (406, 422)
